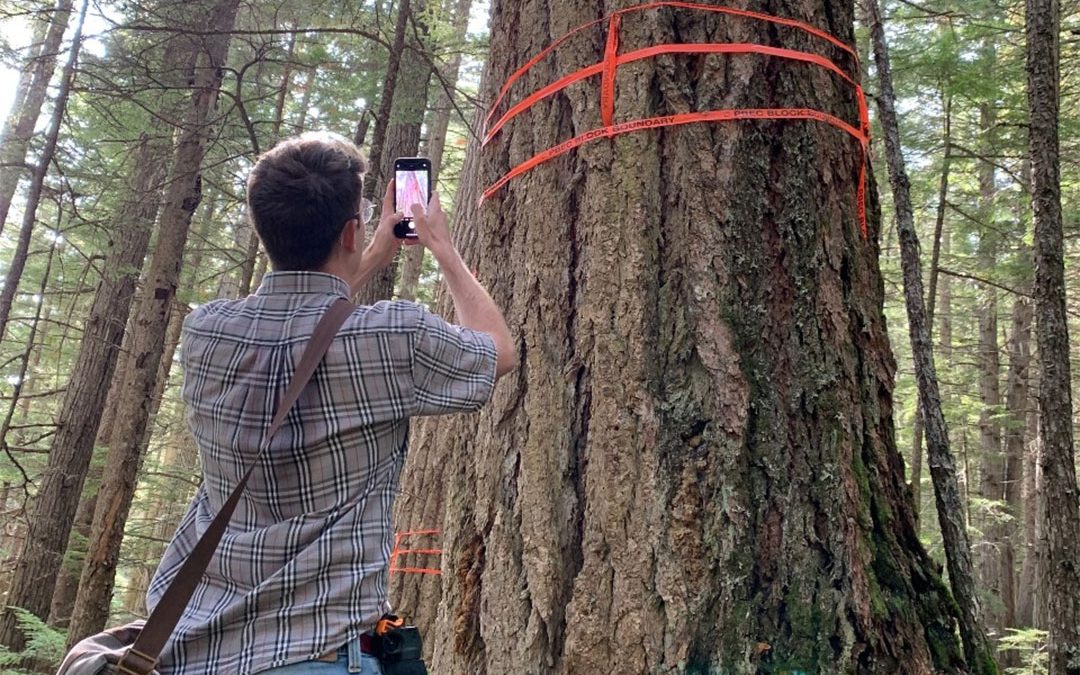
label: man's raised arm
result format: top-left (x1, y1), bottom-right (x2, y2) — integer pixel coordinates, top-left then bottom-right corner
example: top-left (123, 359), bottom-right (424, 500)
top-left (409, 197), bottom-right (516, 378)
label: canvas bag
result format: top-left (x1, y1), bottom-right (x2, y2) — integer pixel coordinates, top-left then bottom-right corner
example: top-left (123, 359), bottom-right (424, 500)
top-left (56, 299), bottom-right (355, 675)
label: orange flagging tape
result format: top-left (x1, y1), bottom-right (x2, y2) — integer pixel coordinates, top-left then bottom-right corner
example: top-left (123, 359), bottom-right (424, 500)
top-left (482, 42), bottom-right (862, 146)
top-left (601, 14), bottom-right (621, 128)
top-left (485, 0), bottom-right (859, 129)
top-left (390, 530), bottom-right (442, 576)
top-left (479, 1), bottom-right (871, 239)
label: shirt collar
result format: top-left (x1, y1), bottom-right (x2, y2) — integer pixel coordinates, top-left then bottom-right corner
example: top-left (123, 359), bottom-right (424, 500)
top-left (255, 271), bottom-right (351, 299)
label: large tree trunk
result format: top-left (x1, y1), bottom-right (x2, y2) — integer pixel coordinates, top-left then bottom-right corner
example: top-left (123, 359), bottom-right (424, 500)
top-left (48, 305), bottom-right (140, 627)
top-left (66, 0), bottom-right (241, 644)
top-left (357, 0), bottom-right (434, 305)
top-left (867, 0), bottom-right (996, 670)
top-left (0, 0), bottom-right (74, 238)
top-left (1025, 0), bottom-right (1080, 671)
top-left (0, 0), bottom-right (93, 650)
top-left (46, 460), bottom-right (101, 629)
top-left (114, 303), bottom-right (187, 619)
top-left (392, 1), bottom-right (971, 672)
top-left (0, 10), bottom-right (50, 195)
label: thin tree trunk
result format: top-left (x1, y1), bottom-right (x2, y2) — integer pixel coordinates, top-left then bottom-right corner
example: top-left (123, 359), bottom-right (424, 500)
top-left (1001, 295), bottom-right (1033, 632)
top-left (0, 209), bottom-right (62, 650)
top-left (362, 0), bottom-right (410, 204)
top-left (939, 227), bottom-right (953, 361)
top-left (1017, 375), bottom-right (1043, 629)
top-left (15, 297), bottom-right (52, 423)
top-left (1025, 0), bottom-right (1080, 670)
top-left (295, 68), bottom-right (315, 134)
top-left (122, 430), bottom-right (200, 618)
top-left (978, 285), bottom-right (1005, 634)
top-left (358, 0), bottom-right (434, 305)
top-left (0, 19), bottom-right (191, 650)
top-left (239, 32), bottom-right (296, 295)
top-left (0, 230), bottom-right (58, 485)
top-left (397, 0), bottom-right (473, 302)
top-left (66, 0), bottom-right (241, 644)
top-left (0, 3), bottom-right (90, 650)
top-left (911, 93), bottom-right (954, 522)
top-left (0, 0), bottom-right (74, 238)
top-left (0, 0), bottom-right (85, 344)
top-left (867, 0), bottom-right (996, 671)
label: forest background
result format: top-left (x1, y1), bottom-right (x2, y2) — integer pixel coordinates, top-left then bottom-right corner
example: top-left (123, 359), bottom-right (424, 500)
top-left (0, 0), bottom-right (1075, 672)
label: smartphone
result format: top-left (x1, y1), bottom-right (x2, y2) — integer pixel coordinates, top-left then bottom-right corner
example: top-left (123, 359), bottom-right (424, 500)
top-left (393, 157), bottom-right (431, 239)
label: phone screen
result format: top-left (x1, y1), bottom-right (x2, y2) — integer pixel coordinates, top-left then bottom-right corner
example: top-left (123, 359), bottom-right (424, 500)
top-left (396, 169), bottom-right (429, 219)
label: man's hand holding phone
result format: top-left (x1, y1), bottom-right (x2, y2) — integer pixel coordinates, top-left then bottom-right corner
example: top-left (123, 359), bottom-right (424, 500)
top-left (407, 192), bottom-right (454, 259)
top-left (409, 191), bottom-right (517, 377)
top-left (349, 181), bottom-right (403, 294)
top-left (366, 180), bottom-right (405, 267)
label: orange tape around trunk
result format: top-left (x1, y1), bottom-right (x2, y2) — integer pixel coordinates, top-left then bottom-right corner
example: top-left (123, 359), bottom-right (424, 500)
top-left (390, 530), bottom-right (442, 576)
top-left (479, 1), bottom-right (871, 239)
top-left (485, 0), bottom-right (859, 129)
top-left (482, 107), bottom-right (864, 196)
top-left (482, 42), bottom-right (862, 146)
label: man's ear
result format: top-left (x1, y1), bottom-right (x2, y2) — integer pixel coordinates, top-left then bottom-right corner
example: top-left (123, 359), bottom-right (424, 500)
top-left (339, 217), bottom-right (359, 253)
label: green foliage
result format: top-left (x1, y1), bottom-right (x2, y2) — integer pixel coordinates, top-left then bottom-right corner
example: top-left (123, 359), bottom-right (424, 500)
top-left (0, 608), bottom-right (66, 674)
top-left (998, 628), bottom-right (1048, 675)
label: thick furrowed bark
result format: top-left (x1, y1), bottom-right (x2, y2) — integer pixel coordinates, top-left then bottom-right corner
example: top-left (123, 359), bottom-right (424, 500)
top-left (394, 1), bottom-right (968, 672)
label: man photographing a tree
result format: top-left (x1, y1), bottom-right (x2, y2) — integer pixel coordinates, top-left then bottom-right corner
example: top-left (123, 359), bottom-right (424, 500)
top-left (144, 131), bottom-right (516, 675)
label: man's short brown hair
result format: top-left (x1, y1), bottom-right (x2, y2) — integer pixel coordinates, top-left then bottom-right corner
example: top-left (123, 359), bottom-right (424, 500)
top-left (246, 132), bottom-right (368, 271)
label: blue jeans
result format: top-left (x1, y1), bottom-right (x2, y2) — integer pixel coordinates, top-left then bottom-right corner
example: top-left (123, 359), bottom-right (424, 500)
top-left (259, 640), bottom-right (383, 674)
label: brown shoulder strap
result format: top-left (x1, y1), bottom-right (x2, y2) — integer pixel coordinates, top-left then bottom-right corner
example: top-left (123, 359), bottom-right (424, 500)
top-left (118, 298), bottom-right (355, 674)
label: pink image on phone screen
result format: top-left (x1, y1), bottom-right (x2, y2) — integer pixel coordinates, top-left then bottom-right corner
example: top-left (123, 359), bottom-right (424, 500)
top-left (396, 170), bottom-right (428, 217)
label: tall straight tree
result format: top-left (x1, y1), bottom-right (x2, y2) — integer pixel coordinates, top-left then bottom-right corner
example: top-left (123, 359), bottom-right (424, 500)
top-left (865, 1), bottom-right (996, 669)
top-left (397, 0), bottom-right (474, 301)
top-left (0, 0), bottom-right (90, 649)
top-left (357, 0), bottom-right (434, 305)
top-left (1025, 0), bottom-right (1080, 670)
top-left (66, 0), bottom-right (242, 644)
top-left (393, 0), bottom-right (969, 672)
top-left (0, 13), bottom-right (197, 650)
top-left (0, 0), bottom-right (74, 237)
top-left (0, 0), bottom-right (86, 342)
top-left (361, 0), bottom-right (412, 204)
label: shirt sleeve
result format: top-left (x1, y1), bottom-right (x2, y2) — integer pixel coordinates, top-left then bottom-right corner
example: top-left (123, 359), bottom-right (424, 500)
top-left (410, 305), bottom-right (498, 416)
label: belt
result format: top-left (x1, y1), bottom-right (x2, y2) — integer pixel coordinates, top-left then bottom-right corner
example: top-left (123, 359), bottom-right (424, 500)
top-left (315, 633), bottom-right (377, 662)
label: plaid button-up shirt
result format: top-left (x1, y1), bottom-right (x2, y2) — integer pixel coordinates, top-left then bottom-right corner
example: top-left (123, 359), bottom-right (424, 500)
top-left (146, 272), bottom-right (496, 674)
